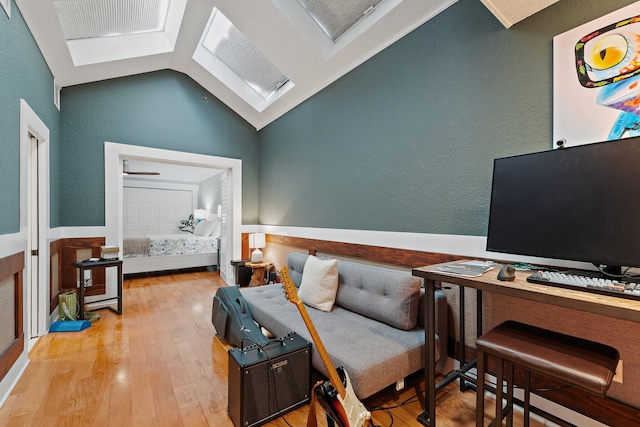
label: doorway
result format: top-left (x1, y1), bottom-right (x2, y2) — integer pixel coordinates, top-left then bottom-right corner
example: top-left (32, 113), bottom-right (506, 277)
top-left (104, 142), bottom-right (243, 287)
top-left (20, 100), bottom-right (50, 350)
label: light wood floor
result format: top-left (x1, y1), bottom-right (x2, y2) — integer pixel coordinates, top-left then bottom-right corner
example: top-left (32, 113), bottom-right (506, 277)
top-left (0, 269), bottom-right (545, 426)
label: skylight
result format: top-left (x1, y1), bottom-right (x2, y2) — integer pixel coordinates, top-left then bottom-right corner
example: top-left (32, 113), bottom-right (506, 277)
top-left (193, 8), bottom-right (293, 112)
top-left (272, 0), bottom-right (400, 60)
top-left (54, 0), bottom-right (170, 40)
top-left (52, 0), bottom-right (186, 66)
top-left (298, 0), bottom-right (385, 42)
top-left (202, 9), bottom-right (289, 100)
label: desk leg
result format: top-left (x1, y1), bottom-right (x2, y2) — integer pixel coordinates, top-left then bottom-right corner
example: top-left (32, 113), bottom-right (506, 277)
top-left (418, 278), bottom-right (437, 426)
top-left (460, 286), bottom-right (467, 392)
top-left (477, 290), bottom-right (483, 338)
top-left (78, 267), bottom-right (85, 320)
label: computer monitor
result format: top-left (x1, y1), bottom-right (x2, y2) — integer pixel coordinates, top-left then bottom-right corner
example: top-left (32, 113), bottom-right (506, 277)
top-left (486, 136), bottom-right (640, 275)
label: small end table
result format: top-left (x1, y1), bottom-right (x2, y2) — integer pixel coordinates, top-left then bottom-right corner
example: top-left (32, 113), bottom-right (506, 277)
top-left (245, 261), bottom-right (273, 287)
top-left (71, 258), bottom-right (123, 320)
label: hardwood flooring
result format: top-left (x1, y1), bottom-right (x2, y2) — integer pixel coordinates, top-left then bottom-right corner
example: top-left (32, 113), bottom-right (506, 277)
top-left (0, 270), bottom-right (545, 426)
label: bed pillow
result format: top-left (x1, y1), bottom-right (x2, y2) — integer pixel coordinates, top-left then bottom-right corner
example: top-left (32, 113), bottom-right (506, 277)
top-left (193, 219), bottom-right (216, 236)
top-left (297, 256), bottom-right (339, 312)
top-left (211, 219), bottom-right (222, 238)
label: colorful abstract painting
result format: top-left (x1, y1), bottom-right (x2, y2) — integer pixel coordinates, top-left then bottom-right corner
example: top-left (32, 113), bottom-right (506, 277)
top-left (554, 2), bottom-right (640, 147)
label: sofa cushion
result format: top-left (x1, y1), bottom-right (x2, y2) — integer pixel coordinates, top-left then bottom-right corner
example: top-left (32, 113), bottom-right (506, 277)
top-left (287, 253), bottom-right (422, 330)
top-left (287, 252), bottom-right (307, 287)
top-left (298, 256), bottom-right (339, 312)
top-left (336, 261), bottom-right (422, 330)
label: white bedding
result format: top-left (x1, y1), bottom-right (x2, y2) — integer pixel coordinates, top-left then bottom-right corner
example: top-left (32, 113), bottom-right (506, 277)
top-left (123, 234), bottom-right (218, 258)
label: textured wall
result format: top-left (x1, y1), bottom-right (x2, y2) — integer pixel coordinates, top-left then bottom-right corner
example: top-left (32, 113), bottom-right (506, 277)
top-left (60, 70), bottom-right (260, 226)
top-left (257, 0), bottom-right (636, 236)
top-left (0, 3), bottom-right (61, 233)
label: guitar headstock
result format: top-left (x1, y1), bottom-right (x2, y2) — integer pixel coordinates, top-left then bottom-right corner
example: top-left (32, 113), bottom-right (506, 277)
top-left (281, 266), bottom-right (302, 305)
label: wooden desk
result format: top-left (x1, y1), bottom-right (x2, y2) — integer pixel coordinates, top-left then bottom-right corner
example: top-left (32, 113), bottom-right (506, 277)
top-left (412, 262), bottom-right (640, 426)
top-left (71, 259), bottom-right (123, 320)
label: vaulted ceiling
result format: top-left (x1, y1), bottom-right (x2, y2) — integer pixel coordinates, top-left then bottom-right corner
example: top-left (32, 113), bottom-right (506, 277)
top-left (16, 0), bottom-right (558, 130)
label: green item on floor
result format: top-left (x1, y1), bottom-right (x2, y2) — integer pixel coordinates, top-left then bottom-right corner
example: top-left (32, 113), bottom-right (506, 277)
top-left (84, 311), bottom-right (101, 323)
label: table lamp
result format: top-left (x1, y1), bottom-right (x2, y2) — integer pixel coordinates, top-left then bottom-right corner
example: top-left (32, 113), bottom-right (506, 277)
top-left (249, 233), bottom-right (266, 262)
top-left (194, 209), bottom-right (207, 222)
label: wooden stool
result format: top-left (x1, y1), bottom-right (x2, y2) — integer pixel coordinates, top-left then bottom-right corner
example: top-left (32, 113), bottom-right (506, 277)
top-left (245, 261), bottom-right (273, 287)
top-left (476, 320), bottom-right (619, 427)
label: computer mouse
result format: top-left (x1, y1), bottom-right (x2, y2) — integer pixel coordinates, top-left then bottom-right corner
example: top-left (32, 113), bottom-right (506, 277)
top-left (497, 265), bottom-right (516, 281)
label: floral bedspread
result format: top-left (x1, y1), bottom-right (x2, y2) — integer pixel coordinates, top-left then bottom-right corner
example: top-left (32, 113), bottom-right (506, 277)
top-left (123, 234), bottom-right (218, 258)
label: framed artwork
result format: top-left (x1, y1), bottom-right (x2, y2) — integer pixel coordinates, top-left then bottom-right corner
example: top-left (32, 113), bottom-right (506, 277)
top-left (553, 2), bottom-right (640, 147)
top-left (1, 0), bottom-right (9, 18)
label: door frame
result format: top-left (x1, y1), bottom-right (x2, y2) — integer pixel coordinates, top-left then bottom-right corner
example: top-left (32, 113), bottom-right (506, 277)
top-left (104, 142), bottom-right (242, 285)
top-left (20, 99), bottom-right (50, 349)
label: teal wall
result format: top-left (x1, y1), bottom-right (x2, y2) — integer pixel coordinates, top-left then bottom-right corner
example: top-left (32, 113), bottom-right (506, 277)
top-left (0, 2), bottom-right (60, 233)
top-left (60, 70), bottom-right (260, 226)
top-left (258, 0), bottom-right (636, 236)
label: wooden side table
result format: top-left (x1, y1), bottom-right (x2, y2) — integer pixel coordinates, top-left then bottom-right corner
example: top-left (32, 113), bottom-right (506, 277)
top-left (244, 262), bottom-right (273, 287)
top-left (71, 259), bottom-right (123, 320)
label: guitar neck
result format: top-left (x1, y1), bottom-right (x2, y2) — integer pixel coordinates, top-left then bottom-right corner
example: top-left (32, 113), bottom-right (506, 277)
top-left (293, 300), bottom-right (347, 399)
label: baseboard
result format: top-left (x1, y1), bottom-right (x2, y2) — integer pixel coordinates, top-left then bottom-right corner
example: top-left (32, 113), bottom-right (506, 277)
top-left (0, 352), bottom-right (29, 409)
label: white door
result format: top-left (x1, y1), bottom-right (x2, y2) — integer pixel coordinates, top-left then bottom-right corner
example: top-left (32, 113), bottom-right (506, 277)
top-left (28, 133), bottom-right (39, 340)
top-left (158, 189), bottom-right (192, 234)
top-left (21, 100), bottom-right (49, 351)
top-left (123, 187), bottom-right (158, 236)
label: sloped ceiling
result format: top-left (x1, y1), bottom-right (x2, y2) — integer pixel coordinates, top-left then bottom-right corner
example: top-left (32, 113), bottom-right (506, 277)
top-left (16, 0), bottom-right (558, 130)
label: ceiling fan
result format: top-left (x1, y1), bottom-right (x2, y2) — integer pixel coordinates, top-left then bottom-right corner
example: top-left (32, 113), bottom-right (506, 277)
top-left (122, 160), bottom-right (160, 176)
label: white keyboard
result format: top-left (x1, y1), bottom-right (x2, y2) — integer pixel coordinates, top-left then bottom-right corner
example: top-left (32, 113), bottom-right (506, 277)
top-left (526, 270), bottom-right (640, 300)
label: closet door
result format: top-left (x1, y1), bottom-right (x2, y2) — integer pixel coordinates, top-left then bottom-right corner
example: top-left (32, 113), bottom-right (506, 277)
top-left (158, 189), bottom-right (193, 234)
top-left (123, 187), bottom-right (158, 236)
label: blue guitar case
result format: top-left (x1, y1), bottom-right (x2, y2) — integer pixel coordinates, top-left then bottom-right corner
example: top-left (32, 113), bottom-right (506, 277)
top-left (212, 285), bottom-right (269, 349)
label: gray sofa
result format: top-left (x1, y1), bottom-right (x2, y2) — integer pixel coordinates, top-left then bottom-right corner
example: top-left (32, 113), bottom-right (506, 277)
top-left (240, 252), bottom-right (448, 399)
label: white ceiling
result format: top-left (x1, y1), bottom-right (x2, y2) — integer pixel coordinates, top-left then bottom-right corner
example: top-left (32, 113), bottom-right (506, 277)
top-left (16, 0), bottom-right (558, 130)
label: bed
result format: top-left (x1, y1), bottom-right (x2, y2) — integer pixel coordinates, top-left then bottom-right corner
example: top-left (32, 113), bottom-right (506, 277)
top-left (123, 219), bottom-right (221, 274)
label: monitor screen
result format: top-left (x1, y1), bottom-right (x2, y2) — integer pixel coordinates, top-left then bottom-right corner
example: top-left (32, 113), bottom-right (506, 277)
top-left (486, 137), bottom-right (640, 270)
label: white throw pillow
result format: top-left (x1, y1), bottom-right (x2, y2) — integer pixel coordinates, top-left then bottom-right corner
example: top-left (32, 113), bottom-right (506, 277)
top-left (211, 219), bottom-right (222, 238)
top-left (298, 256), bottom-right (339, 312)
top-left (193, 219), bottom-right (216, 236)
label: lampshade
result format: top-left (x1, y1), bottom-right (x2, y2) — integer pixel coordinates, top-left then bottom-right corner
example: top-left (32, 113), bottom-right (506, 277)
top-left (249, 233), bottom-right (266, 249)
top-left (194, 209), bottom-right (207, 220)
top-left (249, 232), bottom-right (266, 262)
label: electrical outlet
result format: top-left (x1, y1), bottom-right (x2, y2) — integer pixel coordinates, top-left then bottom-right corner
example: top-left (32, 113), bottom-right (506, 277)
top-left (613, 360), bottom-right (623, 384)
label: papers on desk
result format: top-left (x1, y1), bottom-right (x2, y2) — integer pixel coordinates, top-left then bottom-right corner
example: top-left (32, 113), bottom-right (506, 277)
top-left (430, 260), bottom-right (494, 277)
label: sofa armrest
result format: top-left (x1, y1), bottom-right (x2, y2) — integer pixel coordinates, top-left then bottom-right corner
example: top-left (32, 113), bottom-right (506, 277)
top-left (418, 287), bottom-right (448, 374)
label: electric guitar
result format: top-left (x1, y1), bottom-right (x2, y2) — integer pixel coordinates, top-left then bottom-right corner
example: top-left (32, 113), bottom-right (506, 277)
top-left (280, 266), bottom-right (374, 427)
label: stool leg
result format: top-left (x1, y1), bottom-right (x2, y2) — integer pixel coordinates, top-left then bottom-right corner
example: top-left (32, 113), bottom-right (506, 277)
top-left (495, 357), bottom-right (504, 426)
top-left (505, 361), bottom-right (514, 427)
top-left (476, 350), bottom-right (486, 427)
top-left (523, 370), bottom-right (531, 427)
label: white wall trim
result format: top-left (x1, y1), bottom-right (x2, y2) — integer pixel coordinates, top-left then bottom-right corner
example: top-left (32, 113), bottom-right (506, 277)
top-left (0, 354), bottom-right (28, 409)
top-left (258, 225), bottom-right (594, 271)
top-left (0, 233), bottom-right (27, 259)
top-left (48, 226), bottom-right (107, 240)
top-left (104, 142), bottom-right (242, 285)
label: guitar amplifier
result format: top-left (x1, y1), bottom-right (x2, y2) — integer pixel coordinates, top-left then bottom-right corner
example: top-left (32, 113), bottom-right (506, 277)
top-left (227, 332), bottom-right (311, 427)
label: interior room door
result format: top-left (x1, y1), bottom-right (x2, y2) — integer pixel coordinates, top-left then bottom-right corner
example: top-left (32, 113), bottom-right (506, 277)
top-left (21, 99), bottom-right (50, 351)
top-left (28, 133), bottom-right (40, 341)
